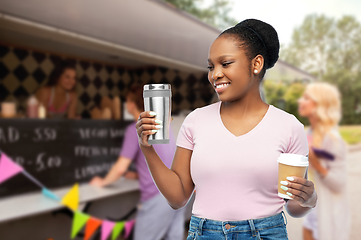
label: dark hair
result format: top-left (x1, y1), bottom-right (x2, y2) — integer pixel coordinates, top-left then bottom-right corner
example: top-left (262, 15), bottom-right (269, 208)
top-left (219, 19), bottom-right (280, 79)
top-left (126, 83), bottom-right (144, 111)
top-left (47, 60), bottom-right (76, 87)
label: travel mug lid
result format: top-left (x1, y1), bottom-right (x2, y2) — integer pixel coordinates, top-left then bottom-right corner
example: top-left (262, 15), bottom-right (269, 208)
top-left (143, 84), bottom-right (171, 91)
top-left (277, 153), bottom-right (309, 167)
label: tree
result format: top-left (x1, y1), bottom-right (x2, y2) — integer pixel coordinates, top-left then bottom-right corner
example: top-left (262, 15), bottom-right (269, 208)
top-left (163, 0), bottom-right (237, 29)
top-left (281, 14), bottom-right (361, 124)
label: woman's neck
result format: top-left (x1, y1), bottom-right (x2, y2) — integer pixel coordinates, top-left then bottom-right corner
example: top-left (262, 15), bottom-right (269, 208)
top-left (308, 115), bottom-right (318, 130)
top-left (221, 87), bottom-right (267, 119)
top-left (55, 85), bottom-right (67, 95)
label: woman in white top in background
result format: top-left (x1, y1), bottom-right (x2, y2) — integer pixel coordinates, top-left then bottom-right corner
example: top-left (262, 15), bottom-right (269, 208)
top-left (298, 82), bottom-right (351, 240)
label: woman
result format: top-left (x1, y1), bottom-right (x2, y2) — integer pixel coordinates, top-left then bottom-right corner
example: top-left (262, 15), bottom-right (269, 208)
top-left (136, 19), bottom-right (317, 239)
top-left (298, 82), bottom-right (350, 240)
top-left (36, 60), bottom-right (78, 119)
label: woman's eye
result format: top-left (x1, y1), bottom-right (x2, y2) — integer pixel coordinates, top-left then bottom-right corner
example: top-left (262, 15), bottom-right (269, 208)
top-left (222, 62), bottom-right (232, 67)
top-left (207, 66), bottom-right (213, 70)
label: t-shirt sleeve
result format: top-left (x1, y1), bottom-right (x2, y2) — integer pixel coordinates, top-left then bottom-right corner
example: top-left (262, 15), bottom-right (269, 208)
top-left (176, 109), bottom-right (197, 150)
top-left (286, 115), bottom-right (309, 157)
top-left (119, 123), bottom-right (139, 161)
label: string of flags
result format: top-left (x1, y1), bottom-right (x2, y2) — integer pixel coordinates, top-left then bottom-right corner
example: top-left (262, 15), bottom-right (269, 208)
top-left (0, 152), bottom-right (135, 240)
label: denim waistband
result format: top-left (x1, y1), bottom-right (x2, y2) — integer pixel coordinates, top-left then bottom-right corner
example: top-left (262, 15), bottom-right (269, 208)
top-left (189, 212), bottom-right (287, 235)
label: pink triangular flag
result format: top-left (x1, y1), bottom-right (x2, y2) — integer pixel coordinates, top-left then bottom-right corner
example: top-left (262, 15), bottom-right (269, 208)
top-left (101, 220), bottom-right (115, 240)
top-left (0, 153), bottom-right (23, 184)
top-left (123, 219), bottom-right (135, 239)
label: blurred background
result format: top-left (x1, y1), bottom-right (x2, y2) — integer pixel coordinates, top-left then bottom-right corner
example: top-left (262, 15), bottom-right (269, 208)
top-left (0, 0), bottom-right (360, 239)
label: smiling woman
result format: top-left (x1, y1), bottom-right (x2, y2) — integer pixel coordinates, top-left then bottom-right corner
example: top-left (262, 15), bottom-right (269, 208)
top-left (36, 60), bottom-right (78, 119)
top-left (136, 19), bottom-right (317, 240)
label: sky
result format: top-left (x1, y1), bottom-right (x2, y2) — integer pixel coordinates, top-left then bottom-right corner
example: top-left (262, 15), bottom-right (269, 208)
top-left (207, 0), bottom-right (361, 46)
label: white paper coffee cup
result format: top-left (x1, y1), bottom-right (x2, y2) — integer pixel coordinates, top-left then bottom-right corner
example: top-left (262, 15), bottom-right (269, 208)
top-left (277, 153), bottom-right (308, 199)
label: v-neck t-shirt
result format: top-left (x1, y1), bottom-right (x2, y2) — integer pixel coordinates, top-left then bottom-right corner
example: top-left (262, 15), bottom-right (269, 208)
top-left (176, 101), bottom-right (309, 221)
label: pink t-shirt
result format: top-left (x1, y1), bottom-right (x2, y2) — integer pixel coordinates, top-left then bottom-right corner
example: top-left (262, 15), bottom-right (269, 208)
top-left (177, 102), bottom-right (308, 221)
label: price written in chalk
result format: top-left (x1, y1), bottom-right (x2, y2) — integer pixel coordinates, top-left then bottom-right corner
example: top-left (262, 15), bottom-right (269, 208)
top-left (0, 127), bottom-right (57, 143)
top-left (33, 128), bottom-right (57, 142)
top-left (12, 153), bottom-right (62, 172)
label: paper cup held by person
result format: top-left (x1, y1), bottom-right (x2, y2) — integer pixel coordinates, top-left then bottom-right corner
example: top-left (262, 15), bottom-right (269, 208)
top-left (277, 153), bottom-right (308, 200)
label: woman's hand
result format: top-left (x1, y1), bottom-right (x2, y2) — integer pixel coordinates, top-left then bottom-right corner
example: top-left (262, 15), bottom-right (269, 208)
top-left (281, 176), bottom-right (317, 208)
top-left (89, 176), bottom-right (105, 187)
top-left (135, 111), bottom-right (161, 147)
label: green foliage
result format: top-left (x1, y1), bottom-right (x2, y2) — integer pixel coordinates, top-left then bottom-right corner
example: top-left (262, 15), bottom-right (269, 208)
top-left (263, 80), bottom-right (308, 124)
top-left (163, 0), bottom-right (237, 29)
top-left (281, 14), bottom-right (361, 124)
top-left (339, 126), bottom-right (361, 145)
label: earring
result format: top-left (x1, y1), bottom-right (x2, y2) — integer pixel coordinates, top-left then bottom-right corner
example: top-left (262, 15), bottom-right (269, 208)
top-left (254, 70), bottom-right (258, 74)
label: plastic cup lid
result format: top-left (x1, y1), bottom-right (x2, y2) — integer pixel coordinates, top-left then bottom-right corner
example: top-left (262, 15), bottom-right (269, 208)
top-left (277, 153), bottom-right (309, 167)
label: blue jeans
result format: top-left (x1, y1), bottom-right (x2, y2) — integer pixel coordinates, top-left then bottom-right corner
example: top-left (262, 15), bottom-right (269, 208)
top-left (187, 212), bottom-right (288, 240)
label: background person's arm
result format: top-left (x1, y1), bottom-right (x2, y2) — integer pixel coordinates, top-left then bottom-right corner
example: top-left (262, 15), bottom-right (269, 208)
top-left (90, 156), bottom-right (132, 187)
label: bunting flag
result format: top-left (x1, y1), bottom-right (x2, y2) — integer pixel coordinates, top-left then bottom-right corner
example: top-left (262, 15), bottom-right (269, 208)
top-left (111, 221), bottom-right (125, 240)
top-left (84, 217), bottom-right (102, 240)
top-left (0, 153), bottom-right (23, 184)
top-left (42, 188), bottom-right (61, 201)
top-left (71, 211), bottom-right (90, 239)
top-left (124, 219), bottom-right (135, 239)
top-left (61, 183), bottom-right (79, 211)
top-left (101, 220), bottom-right (116, 240)
top-left (0, 151), bottom-right (136, 240)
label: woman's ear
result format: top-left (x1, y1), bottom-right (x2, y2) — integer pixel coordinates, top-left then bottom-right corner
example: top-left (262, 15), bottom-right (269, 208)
top-left (252, 55), bottom-right (264, 75)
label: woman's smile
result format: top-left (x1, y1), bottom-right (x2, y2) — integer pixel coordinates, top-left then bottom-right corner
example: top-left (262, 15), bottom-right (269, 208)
top-left (214, 82), bottom-right (231, 93)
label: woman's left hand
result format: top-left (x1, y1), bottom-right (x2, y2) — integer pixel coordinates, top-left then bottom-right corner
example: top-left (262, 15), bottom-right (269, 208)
top-left (281, 176), bottom-right (317, 208)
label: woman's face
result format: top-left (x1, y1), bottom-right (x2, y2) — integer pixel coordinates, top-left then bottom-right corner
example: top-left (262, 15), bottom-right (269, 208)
top-left (59, 68), bottom-right (76, 91)
top-left (298, 92), bottom-right (317, 117)
top-left (207, 35), bottom-right (255, 102)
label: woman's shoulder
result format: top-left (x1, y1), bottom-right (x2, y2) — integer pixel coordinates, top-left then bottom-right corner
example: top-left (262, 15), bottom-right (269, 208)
top-left (181, 102), bottom-right (219, 126)
top-left (269, 105), bottom-right (303, 126)
top-left (196, 101), bottom-right (220, 113)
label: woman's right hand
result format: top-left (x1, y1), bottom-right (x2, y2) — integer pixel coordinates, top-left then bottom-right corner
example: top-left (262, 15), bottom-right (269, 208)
top-left (135, 111), bottom-right (161, 147)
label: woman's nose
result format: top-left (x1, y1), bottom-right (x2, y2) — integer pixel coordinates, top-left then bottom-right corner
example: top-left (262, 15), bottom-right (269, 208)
top-left (212, 70), bottom-right (223, 80)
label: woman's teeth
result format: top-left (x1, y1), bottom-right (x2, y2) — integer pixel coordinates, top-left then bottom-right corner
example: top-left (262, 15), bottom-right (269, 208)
top-left (215, 83), bottom-right (230, 89)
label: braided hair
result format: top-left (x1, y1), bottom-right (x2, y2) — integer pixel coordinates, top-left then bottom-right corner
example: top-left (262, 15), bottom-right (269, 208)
top-left (219, 19), bottom-right (280, 80)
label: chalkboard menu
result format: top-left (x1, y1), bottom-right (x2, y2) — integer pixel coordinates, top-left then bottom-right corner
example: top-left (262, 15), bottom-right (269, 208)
top-left (0, 119), bottom-right (133, 198)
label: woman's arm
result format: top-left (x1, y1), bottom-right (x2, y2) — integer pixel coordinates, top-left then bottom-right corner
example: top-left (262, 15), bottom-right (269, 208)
top-left (137, 112), bottom-right (195, 209)
top-left (90, 156), bottom-right (132, 187)
top-left (67, 92), bottom-right (78, 119)
top-left (310, 136), bottom-right (347, 193)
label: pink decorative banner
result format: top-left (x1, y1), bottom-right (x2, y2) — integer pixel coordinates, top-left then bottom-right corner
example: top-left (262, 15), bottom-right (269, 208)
top-left (101, 220), bottom-right (116, 240)
top-left (0, 153), bottom-right (23, 184)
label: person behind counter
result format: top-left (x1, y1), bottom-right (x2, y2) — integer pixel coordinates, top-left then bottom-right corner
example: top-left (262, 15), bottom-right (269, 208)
top-left (36, 60), bottom-right (78, 119)
top-left (90, 84), bottom-right (185, 240)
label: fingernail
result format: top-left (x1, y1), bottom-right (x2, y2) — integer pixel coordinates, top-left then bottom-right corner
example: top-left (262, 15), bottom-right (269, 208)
top-left (286, 177), bottom-right (294, 181)
top-left (281, 186), bottom-right (288, 191)
top-left (286, 192), bottom-right (293, 197)
top-left (155, 120), bottom-right (162, 124)
top-left (280, 181), bottom-right (288, 186)
top-left (149, 112), bottom-right (157, 116)
top-left (155, 125), bottom-right (163, 129)
top-left (151, 130), bottom-right (158, 133)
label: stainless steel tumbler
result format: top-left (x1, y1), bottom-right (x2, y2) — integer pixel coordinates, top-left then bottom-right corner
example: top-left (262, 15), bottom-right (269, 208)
top-left (143, 84), bottom-right (172, 144)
